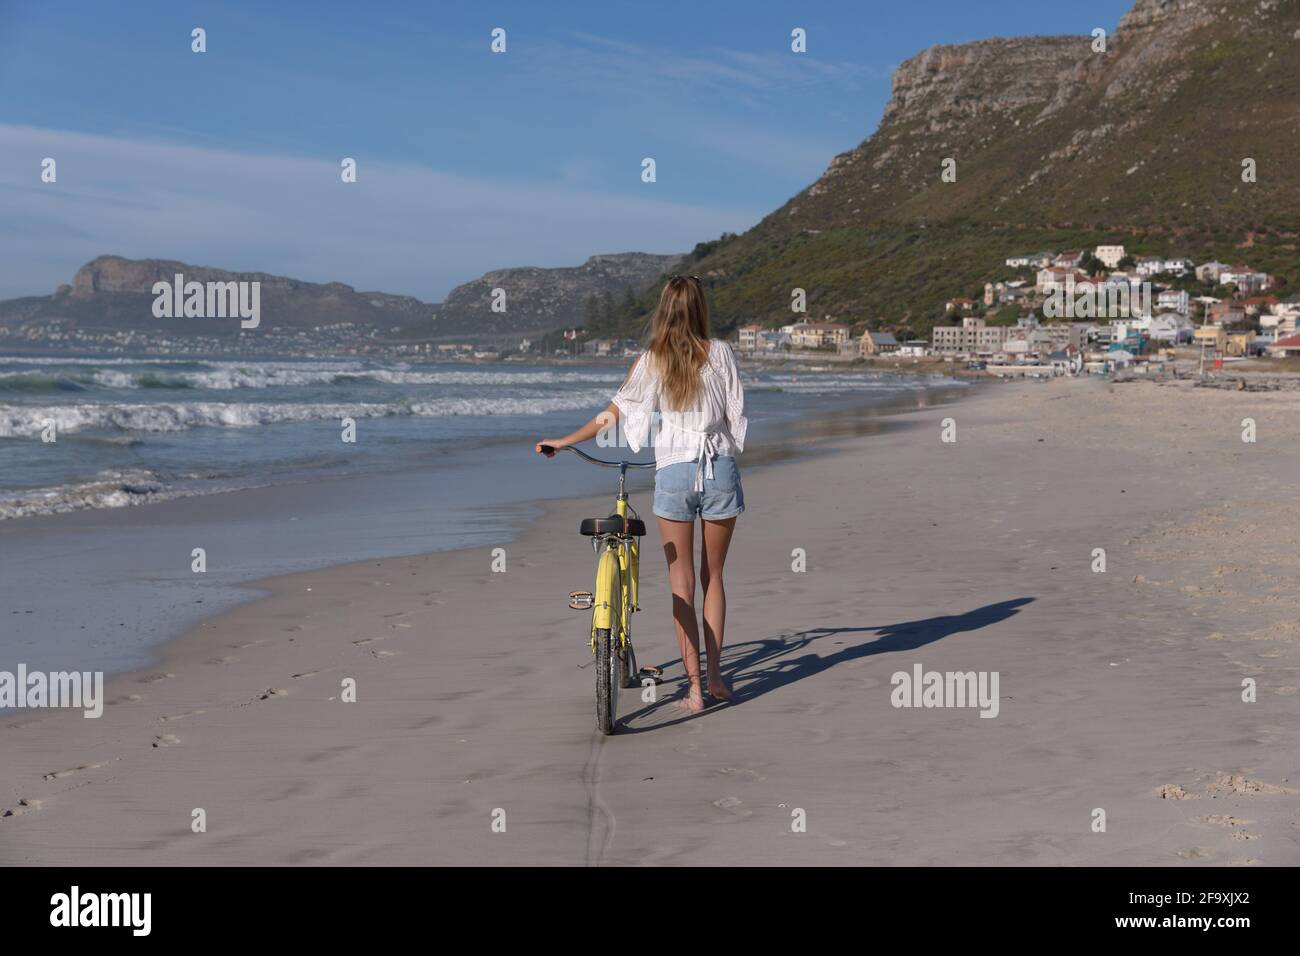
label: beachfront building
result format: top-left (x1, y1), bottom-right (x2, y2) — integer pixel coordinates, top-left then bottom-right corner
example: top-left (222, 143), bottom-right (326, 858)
top-left (930, 316), bottom-right (1010, 357)
top-left (1193, 325), bottom-right (1227, 353)
top-left (1094, 245), bottom-right (1126, 269)
top-left (897, 340), bottom-right (929, 357)
top-left (782, 321), bottom-right (850, 349)
top-left (737, 324), bottom-right (762, 351)
top-left (1266, 331), bottom-right (1300, 357)
top-left (858, 331), bottom-right (899, 356)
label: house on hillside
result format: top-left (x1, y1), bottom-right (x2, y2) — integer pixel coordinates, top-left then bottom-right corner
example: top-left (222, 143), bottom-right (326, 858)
top-left (1006, 252), bottom-right (1053, 269)
top-left (1219, 266), bottom-right (1270, 295)
top-left (1195, 261), bottom-right (1229, 283)
top-left (1135, 256), bottom-right (1166, 278)
top-left (737, 323), bottom-right (762, 351)
top-left (1094, 245), bottom-right (1126, 269)
top-left (1207, 301), bottom-right (1246, 325)
top-left (1156, 289), bottom-right (1189, 314)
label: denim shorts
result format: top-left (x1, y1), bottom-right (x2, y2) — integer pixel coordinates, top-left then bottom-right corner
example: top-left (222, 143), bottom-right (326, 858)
top-left (653, 455), bottom-right (745, 522)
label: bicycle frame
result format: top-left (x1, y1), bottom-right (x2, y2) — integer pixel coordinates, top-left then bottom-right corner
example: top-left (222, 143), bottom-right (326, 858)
top-left (590, 459), bottom-right (641, 650)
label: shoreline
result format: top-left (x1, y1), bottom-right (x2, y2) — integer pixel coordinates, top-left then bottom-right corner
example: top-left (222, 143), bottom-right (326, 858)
top-left (3, 376), bottom-right (1299, 865)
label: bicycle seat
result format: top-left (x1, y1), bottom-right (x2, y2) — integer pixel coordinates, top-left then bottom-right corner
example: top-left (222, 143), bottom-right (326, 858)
top-left (580, 514), bottom-right (646, 537)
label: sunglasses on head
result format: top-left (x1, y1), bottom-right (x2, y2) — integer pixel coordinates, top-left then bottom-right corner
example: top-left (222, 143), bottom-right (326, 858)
top-left (669, 274), bottom-right (703, 284)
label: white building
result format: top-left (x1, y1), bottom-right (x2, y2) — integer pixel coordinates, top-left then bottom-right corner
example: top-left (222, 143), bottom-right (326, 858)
top-left (1196, 261), bottom-right (1229, 283)
top-left (1094, 245), bottom-right (1126, 269)
top-left (1156, 289), bottom-right (1189, 314)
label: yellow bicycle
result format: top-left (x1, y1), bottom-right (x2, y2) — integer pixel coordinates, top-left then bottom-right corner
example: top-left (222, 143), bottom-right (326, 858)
top-left (540, 444), bottom-right (655, 734)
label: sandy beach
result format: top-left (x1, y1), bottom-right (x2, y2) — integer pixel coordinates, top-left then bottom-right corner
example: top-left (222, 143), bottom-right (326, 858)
top-left (3, 375), bottom-right (1299, 866)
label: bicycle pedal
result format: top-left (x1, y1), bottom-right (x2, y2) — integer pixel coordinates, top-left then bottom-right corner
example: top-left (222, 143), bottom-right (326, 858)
top-left (568, 591), bottom-right (594, 610)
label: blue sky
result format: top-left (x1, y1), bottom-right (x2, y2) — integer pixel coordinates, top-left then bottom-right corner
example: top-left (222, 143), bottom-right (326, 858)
top-left (0, 0), bottom-right (1134, 301)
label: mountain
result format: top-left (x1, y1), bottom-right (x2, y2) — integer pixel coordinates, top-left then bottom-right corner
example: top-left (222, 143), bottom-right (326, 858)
top-left (603, 0), bottom-right (1300, 338)
top-left (0, 252), bottom-right (684, 349)
top-left (410, 252), bottom-right (685, 340)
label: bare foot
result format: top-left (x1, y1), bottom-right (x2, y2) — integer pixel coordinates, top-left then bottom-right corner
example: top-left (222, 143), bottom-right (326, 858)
top-left (671, 685), bottom-right (705, 712)
top-left (707, 676), bottom-right (733, 702)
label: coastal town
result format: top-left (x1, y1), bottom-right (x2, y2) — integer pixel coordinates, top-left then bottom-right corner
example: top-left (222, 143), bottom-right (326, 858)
top-left (726, 247), bottom-right (1298, 377)
top-left (421, 246), bottom-right (1299, 378)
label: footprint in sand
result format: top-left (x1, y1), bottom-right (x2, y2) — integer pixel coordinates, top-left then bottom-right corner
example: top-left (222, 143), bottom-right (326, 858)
top-left (44, 761), bottom-right (112, 781)
top-left (258, 688), bottom-right (288, 700)
top-left (1177, 846), bottom-right (1215, 860)
top-left (290, 670), bottom-right (320, 680)
top-left (230, 640), bottom-right (266, 649)
top-left (108, 694), bottom-right (144, 706)
top-left (138, 672), bottom-right (175, 684)
top-left (712, 796), bottom-right (752, 818)
top-left (716, 767), bottom-right (764, 782)
top-left (207, 656), bottom-right (238, 665)
top-left (159, 709), bottom-right (205, 722)
top-left (370, 649), bottom-right (398, 659)
top-left (352, 636), bottom-right (386, 646)
top-left (1, 798), bottom-right (42, 818)
top-left (1197, 814), bottom-right (1253, 827)
top-left (284, 624), bottom-right (306, 633)
top-left (152, 733), bottom-right (180, 748)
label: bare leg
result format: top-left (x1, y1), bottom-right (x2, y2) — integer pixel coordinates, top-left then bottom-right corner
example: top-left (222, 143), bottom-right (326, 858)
top-left (657, 516), bottom-right (704, 712)
top-left (700, 517), bottom-right (737, 700)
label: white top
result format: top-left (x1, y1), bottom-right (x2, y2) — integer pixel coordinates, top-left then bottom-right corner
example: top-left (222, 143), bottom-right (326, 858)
top-left (611, 340), bottom-right (747, 490)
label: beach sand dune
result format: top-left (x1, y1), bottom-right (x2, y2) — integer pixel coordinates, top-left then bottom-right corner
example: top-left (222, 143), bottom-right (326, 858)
top-left (3, 377), bottom-right (1299, 866)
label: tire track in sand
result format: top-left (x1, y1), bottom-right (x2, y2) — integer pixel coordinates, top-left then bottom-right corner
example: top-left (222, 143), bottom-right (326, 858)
top-left (582, 728), bottom-right (616, 866)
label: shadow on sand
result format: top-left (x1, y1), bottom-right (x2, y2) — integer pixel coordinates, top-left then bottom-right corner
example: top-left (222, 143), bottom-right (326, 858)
top-left (616, 597), bottom-right (1034, 733)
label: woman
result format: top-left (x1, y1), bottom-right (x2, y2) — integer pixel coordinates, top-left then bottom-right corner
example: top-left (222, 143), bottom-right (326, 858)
top-left (536, 276), bottom-right (746, 712)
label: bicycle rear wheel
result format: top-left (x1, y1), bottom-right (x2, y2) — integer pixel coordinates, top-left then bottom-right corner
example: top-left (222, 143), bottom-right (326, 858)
top-left (594, 548), bottom-right (622, 735)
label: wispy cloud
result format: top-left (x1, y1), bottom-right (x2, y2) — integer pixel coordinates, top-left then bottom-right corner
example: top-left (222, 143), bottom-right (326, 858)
top-left (0, 124), bottom-right (761, 301)
top-left (546, 31), bottom-right (886, 98)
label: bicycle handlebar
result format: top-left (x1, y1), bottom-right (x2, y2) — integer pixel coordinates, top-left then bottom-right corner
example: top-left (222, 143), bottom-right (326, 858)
top-left (540, 445), bottom-right (655, 468)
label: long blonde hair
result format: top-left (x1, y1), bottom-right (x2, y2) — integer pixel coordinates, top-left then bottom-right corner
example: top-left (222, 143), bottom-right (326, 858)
top-left (647, 276), bottom-right (710, 410)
